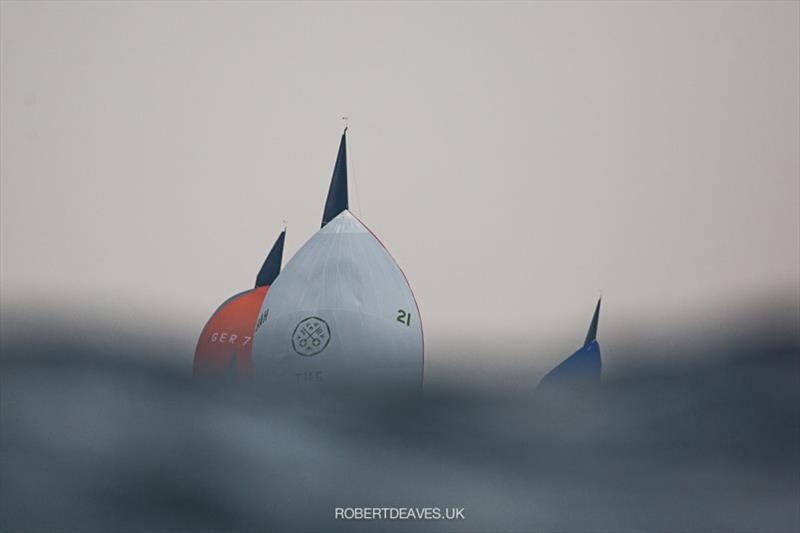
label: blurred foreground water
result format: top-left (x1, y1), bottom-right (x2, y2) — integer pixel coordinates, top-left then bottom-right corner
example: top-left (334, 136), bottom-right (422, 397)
top-left (1, 313), bottom-right (798, 532)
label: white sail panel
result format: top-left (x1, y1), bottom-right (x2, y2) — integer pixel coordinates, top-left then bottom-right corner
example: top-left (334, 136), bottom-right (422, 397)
top-left (251, 210), bottom-right (423, 389)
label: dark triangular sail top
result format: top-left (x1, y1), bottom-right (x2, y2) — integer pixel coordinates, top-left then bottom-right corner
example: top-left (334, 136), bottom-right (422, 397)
top-left (584, 298), bottom-right (601, 346)
top-left (255, 229), bottom-right (286, 287)
top-left (321, 129), bottom-right (348, 227)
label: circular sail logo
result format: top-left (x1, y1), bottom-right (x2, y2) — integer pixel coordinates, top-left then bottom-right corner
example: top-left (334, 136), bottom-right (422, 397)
top-left (292, 317), bottom-right (331, 356)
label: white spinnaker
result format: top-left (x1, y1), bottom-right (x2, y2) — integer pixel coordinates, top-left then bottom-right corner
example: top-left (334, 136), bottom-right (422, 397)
top-left (251, 210), bottom-right (423, 389)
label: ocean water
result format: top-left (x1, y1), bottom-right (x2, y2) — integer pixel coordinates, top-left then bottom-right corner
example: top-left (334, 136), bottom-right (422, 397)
top-left (1, 317), bottom-right (798, 532)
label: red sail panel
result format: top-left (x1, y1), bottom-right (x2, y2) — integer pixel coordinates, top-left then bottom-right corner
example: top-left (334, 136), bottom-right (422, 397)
top-left (193, 285), bottom-right (269, 377)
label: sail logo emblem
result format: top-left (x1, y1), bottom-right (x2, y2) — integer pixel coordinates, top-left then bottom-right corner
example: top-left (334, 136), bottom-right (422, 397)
top-left (292, 317), bottom-right (331, 356)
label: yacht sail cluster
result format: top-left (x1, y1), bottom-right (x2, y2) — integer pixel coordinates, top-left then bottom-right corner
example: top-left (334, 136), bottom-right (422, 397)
top-left (194, 129), bottom-right (423, 388)
top-left (194, 127), bottom-right (601, 390)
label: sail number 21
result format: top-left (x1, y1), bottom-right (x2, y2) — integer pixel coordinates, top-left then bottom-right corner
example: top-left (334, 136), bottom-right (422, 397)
top-left (396, 309), bottom-right (411, 326)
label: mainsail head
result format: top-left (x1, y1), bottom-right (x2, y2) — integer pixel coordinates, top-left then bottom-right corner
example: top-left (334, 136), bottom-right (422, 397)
top-left (255, 229), bottom-right (286, 288)
top-left (320, 129), bottom-right (348, 227)
top-left (584, 298), bottom-right (601, 346)
top-left (251, 210), bottom-right (423, 390)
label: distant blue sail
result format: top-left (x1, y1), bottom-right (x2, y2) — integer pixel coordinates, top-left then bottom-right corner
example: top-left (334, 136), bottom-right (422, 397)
top-left (538, 299), bottom-right (602, 389)
top-left (254, 229), bottom-right (286, 288)
top-left (321, 129), bottom-right (348, 227)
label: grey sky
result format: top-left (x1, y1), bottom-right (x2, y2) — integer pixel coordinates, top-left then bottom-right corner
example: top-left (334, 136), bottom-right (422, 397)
top-left (1, 1), bottom-right (798, 380)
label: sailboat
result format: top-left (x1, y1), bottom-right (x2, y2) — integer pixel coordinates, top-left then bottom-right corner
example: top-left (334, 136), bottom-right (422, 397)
top-left (193, 229), bottom-right (286, 377)
top-left (251, 129), bottom-right (424, 389)
top-left (538, 298), bottom-right (602, 389)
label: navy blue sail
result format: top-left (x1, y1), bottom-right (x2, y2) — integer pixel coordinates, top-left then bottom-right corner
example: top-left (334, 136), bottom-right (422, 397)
top-left (321, 129), bottom-right (349, 227)
top-left (584, 297), bottom-right (600, 347)
top-left (538, 299), bottom-right (602, 389)
top-left (254, 229), bottom-right (286, 288)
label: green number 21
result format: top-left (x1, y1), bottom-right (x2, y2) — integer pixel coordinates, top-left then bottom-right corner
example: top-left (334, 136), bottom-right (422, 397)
top-left (396, 309), bottom-right (411, 326)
